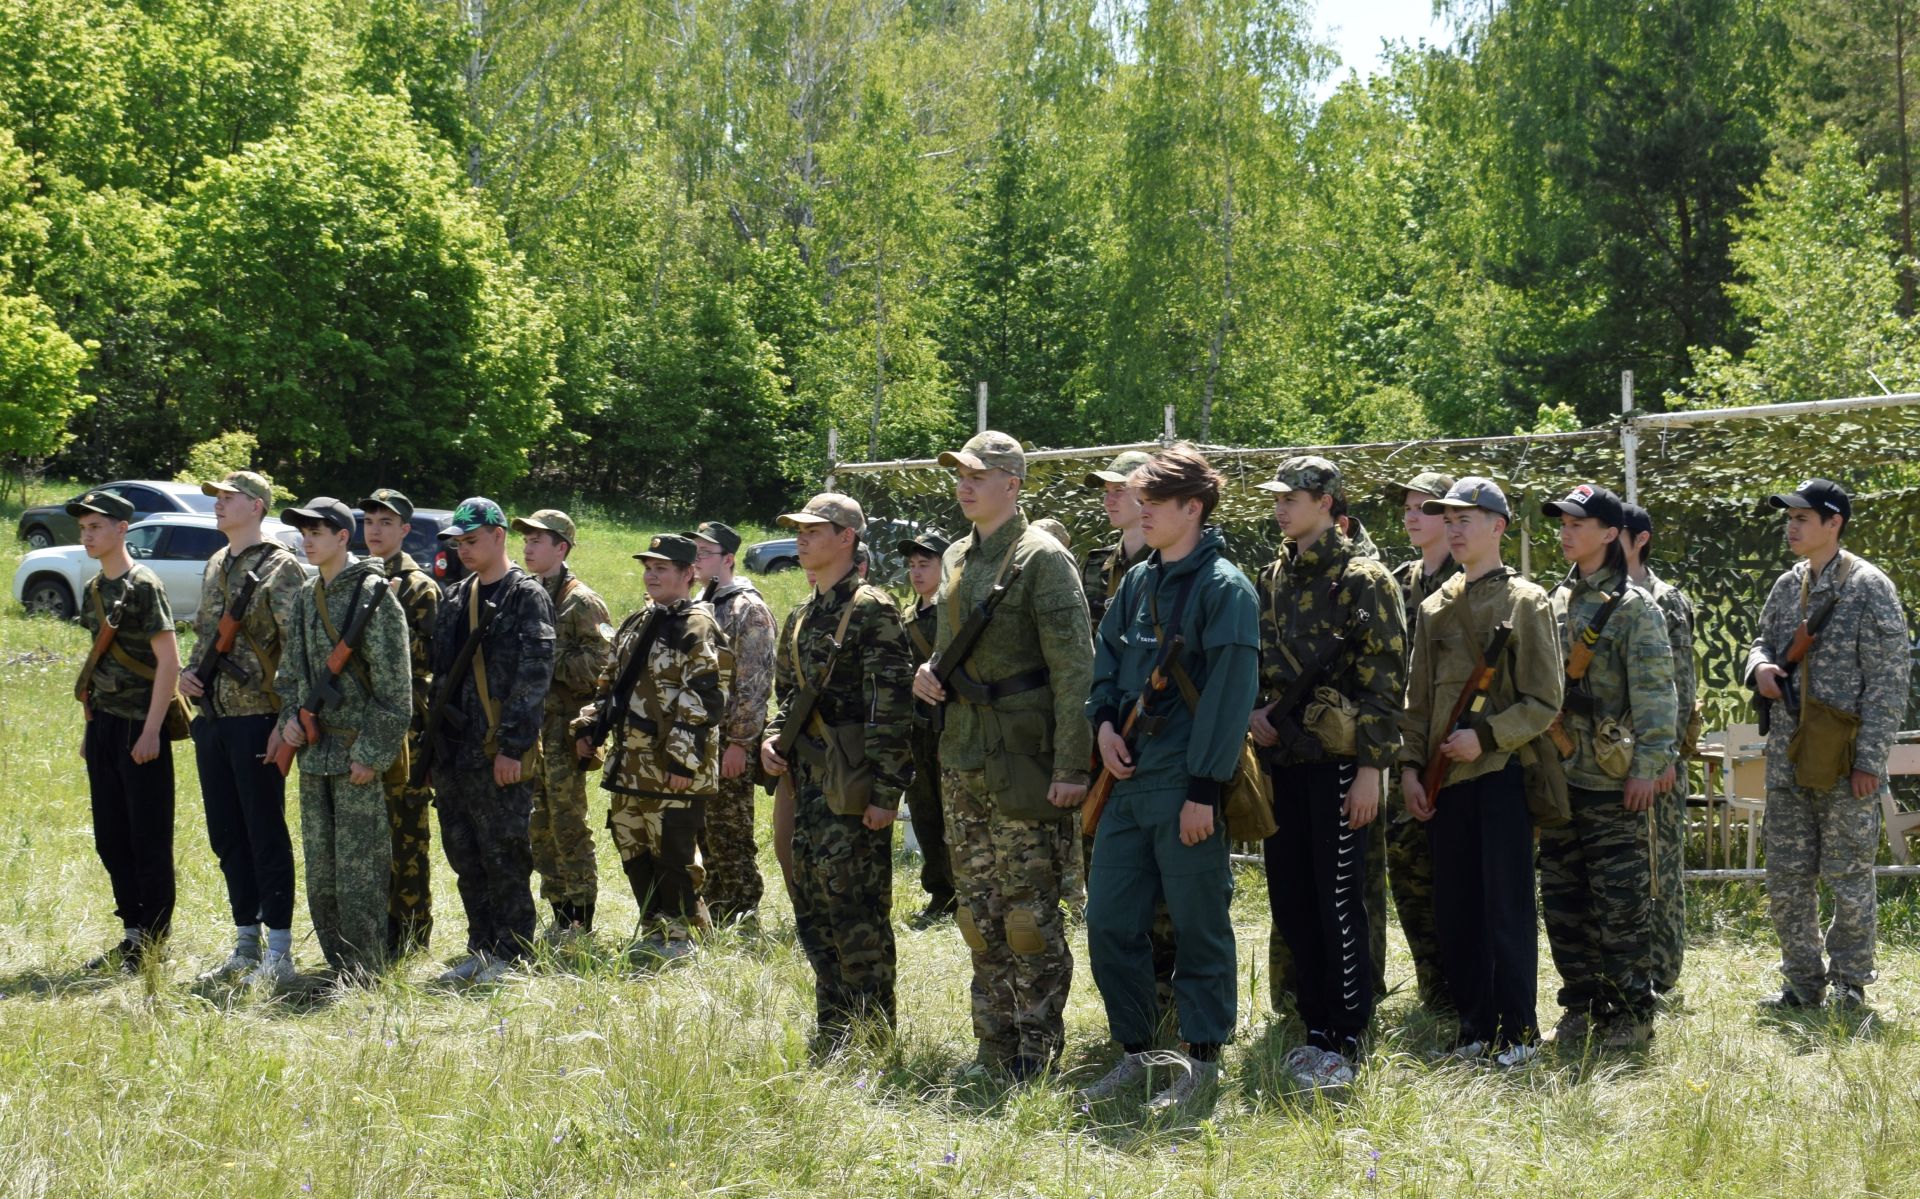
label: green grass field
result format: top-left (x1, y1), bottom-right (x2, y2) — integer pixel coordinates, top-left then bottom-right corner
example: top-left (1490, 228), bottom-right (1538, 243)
top-left (1, 484), bottom-right (1918, 1197)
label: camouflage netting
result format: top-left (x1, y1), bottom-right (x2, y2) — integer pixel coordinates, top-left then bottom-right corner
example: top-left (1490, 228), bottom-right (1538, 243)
top-left (838, 400), bottom-right (1920, 735)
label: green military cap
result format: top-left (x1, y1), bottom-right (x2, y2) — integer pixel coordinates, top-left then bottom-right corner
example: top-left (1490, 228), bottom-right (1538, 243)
top-left (66, 490), bottom-right (134, 522)
top-left (511, 508), bottom-right (578, 546)
top-left (357, 487), bottom-right (415, 522)
top-left (898, 528), bottom-right (951, 559)
top-left (687, 520), bottom-right (741, 555)
top-left (635, 533), bottom-right (698, 565)
top-left (1256, 454), bottom-right (1343, 499)
top-left (1422, 475), bottom-right (1512, 520)
top-left (201, 469), bottom-right (274, 507)
top-left (438, 496), bottom-right (509, 539)
top-left (938, 430), bottom-right (1028, 480)
top-left (1388, 471), bottom-right (1456, 503)
top-left (1031, 517), bottom-right (1072, 549)
top-left (1083, 450), bottom-right (1153, 487)
top-left (281, 496), bottom-right (354, 532)
top-left (777, 493), bottom-right (866, 534)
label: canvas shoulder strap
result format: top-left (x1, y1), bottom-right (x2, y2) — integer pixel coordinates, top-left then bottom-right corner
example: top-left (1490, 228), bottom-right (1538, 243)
top-left (468, 577), bottom-right (501, 754)
top-left (316, 576), bottom-right (379, 696)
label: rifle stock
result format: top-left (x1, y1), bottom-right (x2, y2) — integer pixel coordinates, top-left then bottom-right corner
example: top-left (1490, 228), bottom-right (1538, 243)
top-left (188, 569), bottom-right (262, 713)
top-left (1082, 636), bottom-right (1182, 838)
top-left (1420, 622), bottom-right (1512, 803)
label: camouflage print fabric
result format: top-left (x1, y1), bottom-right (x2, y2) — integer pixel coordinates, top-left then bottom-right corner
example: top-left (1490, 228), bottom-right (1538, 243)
top-left (606, 793), bottom-right (710, 939)
top-left (790, 783), bottom-right (896, 1037)
top-left (382, 550), bottom-right (440, 953)
top-left (1388, 553), bottom-right (1463, 1012)
top-left (274, 556), bottom-right (412, 779)
top-left (195, 539), bottom-right (305, 717)
top-left (903, 598), bottom-right (954, 908)
top-left (1745, 550), bottom-right (1910, 999)
top-left (699, 579), bottom-right (777, 922)
top-left (572, 597), bottom-right (731, 800)
top-left (531, 708), bottom-right (597, 907)
top-left (1643, 572), bottom-right (1697, 995)
top-left (1080, 536), bottom-right (1152, 633)
top-left (299, 772), bottom-right (392, 974)
top-left (1538, 785), bottom-right (1654, 1021)
top-left (531, 566), bottom-right (612, 909)
top-left (78, 564), bottom-right (174, 721)
top-left (427, 568), bottom-right (554, 772)
top-left (434, 765), bottom-right (536, 958)
top-left (1255, 528), bottom-right (1408, 772)
top-left (1547, 566), bottom-right (1679, 791)
top-left (1342, 515), bottom-right (1382, 561)
top-left (945, 767), bottom-right (1074, 1065)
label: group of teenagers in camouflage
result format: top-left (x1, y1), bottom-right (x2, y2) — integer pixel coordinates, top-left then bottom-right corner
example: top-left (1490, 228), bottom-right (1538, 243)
top-left (65, 426), bottom-right (1908, 1113)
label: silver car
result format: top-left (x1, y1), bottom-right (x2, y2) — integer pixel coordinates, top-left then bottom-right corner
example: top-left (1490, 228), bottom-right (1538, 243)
top-left (12, 512), bottom-right (309, 623)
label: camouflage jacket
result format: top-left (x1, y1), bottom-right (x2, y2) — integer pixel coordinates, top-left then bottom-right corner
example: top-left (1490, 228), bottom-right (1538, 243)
top-left (79, 564), bottom-right (174, 722)
top-left (275, 556), bottom-right (412, 777)
top-left (1399, 567), bottom-right (1564, 788)
top-left (1548, 565), bottom-right (1678, 788)
top-left (428, 567), bottom-right (555, 769)
top-left (1256, 529), bottom-right (1408, 772)
top-left (709, 578), bottom-right (776, 745)
top-left (1745, 551), bottom-right (1912, 789)
top-left (572, 597), bottom-right (730, 802)
top-left (1393, 554), bottom-right (1463, 653)
top-left (1081, 535), bottom-right (1152, 633)
top-left (194, 539), bottom-right (305, 717)
top-left (1641, 570), bottom-right (1698, 759)
top-left (902, 595), bottom-right (941, 746)
top-left (1344, 516), bottom-right (1382, 562)
top-left (767, 568), bottom-right (916, 808)
top-left (383, 550), bottom-right (440, 747)
top-left (541, 564), bottom-right (613, 722)
top-left (936, 512), bottom-right (1094, 782)
top-left (1087, 528), bottom-right (1261, 800)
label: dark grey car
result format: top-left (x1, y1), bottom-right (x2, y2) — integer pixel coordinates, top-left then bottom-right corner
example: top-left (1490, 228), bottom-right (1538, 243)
top-left (16, 481), bottom-right (216, 549)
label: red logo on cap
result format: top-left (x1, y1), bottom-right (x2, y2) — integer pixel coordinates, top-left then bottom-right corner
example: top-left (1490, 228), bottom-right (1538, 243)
top-left (1571, 484), bottom-right (1595, 502)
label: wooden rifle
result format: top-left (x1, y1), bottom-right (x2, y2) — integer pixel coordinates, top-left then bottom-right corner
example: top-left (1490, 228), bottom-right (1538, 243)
top-left (1754, 589), bottom-right (1844, 736)
top-left (270, 578), bottom-right (395, 776)
top-left (410, 590), bottom-right (503, 787)
top-left (74, 589), bottom-right (132, 721)
top-left (1421, 622), bottom-right (1512, 803)
top-left (1081, 633), bottom-right (1184, 837)
top-left (186, 569), bottom-right (262, 714)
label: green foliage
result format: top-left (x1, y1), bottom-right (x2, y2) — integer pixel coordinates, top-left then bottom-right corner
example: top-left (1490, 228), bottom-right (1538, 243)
top-left (0, 290), bottom-right (91, 459)
top-left (172, 431), bottom-right (266, 492)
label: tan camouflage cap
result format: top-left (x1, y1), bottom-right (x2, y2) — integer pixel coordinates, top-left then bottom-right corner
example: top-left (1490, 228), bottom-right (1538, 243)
top-left (1031, 517), bottom-right (1072, 549)
top-left (1083, 450), bottom-right (1153, 488)
top-left (1255, 455), bottom-right (1343, 498)
top-left (511, 508), bottom-right (578, 546)
top-left (938, 430), bottom-right (1027, 480)
top-left (201, 469), bottom-right (273, 508)
top-left (777, 492), bottom-right (866, 533)
top-left (1387, 471), bottom-right (1456, 503)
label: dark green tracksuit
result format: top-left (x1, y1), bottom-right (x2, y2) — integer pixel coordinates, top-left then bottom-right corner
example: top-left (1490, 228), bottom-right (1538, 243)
top-left (1085, 529), bottom-right (1260, 1051)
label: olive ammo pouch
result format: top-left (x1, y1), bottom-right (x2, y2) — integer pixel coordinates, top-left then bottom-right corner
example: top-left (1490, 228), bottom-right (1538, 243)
top-left (977, 704), bottom-right (1061, 822)
top-left (789, 593), bottom-right (872, 817)
top-left (1592, 715), bottom-right (1635, 779)
top-left (1302, 686), bottom-right (1359, 758)
top-left (1789, 694), bottom-right (1860, 791)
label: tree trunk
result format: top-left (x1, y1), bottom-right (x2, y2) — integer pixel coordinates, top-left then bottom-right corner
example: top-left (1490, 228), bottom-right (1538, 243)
top-left (1898, 6), bottom-right (1916, 315)
top-left (1200, 143), bottom-right (1236, 444)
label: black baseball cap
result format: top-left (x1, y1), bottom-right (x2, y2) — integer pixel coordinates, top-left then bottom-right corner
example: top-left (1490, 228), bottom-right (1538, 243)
top-left (1622, 503), bottom-right (1653, 539)
top-left (898, 529), bottom-right (951, 559)
top-left (66, 490), bottom-right (134, 522)
top-left (281, 497), bottom-right (355, 533)
top-left (1769, 478), bottom-right (1851, 523)
top-left (1542, 483), bottom-right (1626, 529)
top-left (636, 533), bottom-right (698, 566)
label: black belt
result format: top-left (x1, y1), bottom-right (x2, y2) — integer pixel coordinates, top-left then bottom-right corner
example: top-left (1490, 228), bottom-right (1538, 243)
top-left (949, 667), bottom-right (1051, 706)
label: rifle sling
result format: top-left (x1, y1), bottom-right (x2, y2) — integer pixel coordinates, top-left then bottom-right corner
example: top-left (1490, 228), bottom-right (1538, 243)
top-left (469, 578), bottom-right (503, 755)
top-left (1795, 551), bottom-right (1859, 721)
top-left (939, 540), bottom-right (1020, 688)
top-left (315, 576), bottom-right (380, 700)
top-left (220, 542), bottom-right (282, 685)
top-left (786, 589), bottom-right (863, 741)
top-left (76, 583), bottom-right (130, 702)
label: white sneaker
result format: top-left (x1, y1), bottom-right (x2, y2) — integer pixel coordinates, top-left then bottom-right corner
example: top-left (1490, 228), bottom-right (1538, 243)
top-left (243, 951), bottom-right (296, 990)
top-left (435, 953), bottom-right (488, 985)
top-left (197, 950), bottom-right (259, 984)
top-left (1306, 1051), bottom-right (1355, 1090)
top-left (1283, 1045), bottom-right (1328, 1084)
top-left (1145, 1056), bottom-right (1220, 1112)
top-left (1077, 1052), bottom-right (1149, 1102)
top-left (1492, 1042), bottom-right (1539, 1070)
top-left (1431, 1040), bottom-right (1489, 1064)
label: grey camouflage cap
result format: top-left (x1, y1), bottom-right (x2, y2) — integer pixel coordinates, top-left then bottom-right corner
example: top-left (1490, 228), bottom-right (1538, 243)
top-left (938, 430), bottom-right (1028, 480)
top-left (1256, 454), bottom-right (1343, 498)
top-left (1083, 450), bottom-right (1153, 487)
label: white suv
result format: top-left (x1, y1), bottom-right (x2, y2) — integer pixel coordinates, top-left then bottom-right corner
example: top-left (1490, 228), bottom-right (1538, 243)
top-left (12, 513), bottom-right (309, 624)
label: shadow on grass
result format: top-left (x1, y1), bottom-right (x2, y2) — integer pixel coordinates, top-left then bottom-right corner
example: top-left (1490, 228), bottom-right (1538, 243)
top-left (1756, 999), bottom-right (1904, 1052)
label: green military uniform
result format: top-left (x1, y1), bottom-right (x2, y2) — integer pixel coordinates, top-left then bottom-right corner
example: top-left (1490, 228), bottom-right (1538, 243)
top-left (514, 509), bottom-right (614, 931)
top-left (936, 433), bottom-right (1095, 1072)
top-left (1540, 487), bottom-right (1678, 1041)
top-left (573, 536), bottom-right (730, 945)
top-left (900, 567), bottom-right (956, 918)
top-left (359, 489), bottom-right (441, 955)
top-left (1254, 458), bottom-right (1406, 1058)
top-left (767, 496), bottom-right (915, 1044)
top-left (275, 503), bottom-right (412, 976)
top-left (1744, 481), bottom-right (1910, 1006)
top-left (1642, 568), bottom-right (1696, 996)
top-left (1388, 542), bottom-right (1462, 1012)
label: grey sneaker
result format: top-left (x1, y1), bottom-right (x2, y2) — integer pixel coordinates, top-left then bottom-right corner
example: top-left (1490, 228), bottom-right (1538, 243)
top-left (1145, 1056), bottom-right (1220, 1113)
top-left (435, 953), bottom-right (489, 985)
top-left (1077, 1052), bottom-right (1149, 1102)
top-left (197, 949), bottom-right (260, 985)
top-left (1430, 1040), bottom-right (1489, 1064)
top-left (1282, 1045), bottom-right (1328, 1084)
top-left (1492, 1042), bottom-right (1539, 1070)
top-left (243, 951), bottom-right (296, 990)
top-left (471, 956), bottom-right (516, 985)
top-left (1305, 1051), bottom-right (1355, 1091)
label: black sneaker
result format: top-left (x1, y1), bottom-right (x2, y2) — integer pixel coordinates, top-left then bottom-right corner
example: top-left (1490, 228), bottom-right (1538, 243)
top-left (1831, 983), bottom-right (1868, 1010)
top-left (908, 900), bottom-right (957, 929)
top-left (83, 940), bottom-right (138, 974)
top-left (1760, 986), bottom-right (1822, 1010)
top-left (1006, 1054), bottom-right (1052, 1084)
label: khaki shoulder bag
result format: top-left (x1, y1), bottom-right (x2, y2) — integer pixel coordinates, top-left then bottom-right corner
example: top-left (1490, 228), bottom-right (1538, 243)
top-left (1788, 553), bottom-right (1862, 790)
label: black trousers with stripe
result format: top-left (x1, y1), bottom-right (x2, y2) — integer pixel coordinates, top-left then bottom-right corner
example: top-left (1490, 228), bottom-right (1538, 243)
top-left (1265, 758), bottom-right (1374, 1049)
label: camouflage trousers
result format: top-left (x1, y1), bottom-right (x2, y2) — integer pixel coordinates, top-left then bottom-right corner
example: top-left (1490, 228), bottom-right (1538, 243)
top-left (790, 783), bottom-right (895, 1036)
top-left (531, 715), bottom-right (597, 909)
top-left (1539, 785), bottom-right (1654, 1021)
top-left (299, 771), bottom-right (393, 975)
top-left (1386, 794), bottom-right (1451, 1013)
top-left (1650, 778), bottom-right (1687, 994)
top-left (1268, 811), bottom-right (1390, 1012)
top-left (436, 768), bottom-right (536, 959)
top-left (698, 771), bottom-right (765, 924)
top-left (1765, 779), bottom-right (1881, 999)
top-left (608, 793), bottom-right (710, 941)
top-left (944, 768), bottom-right (1074, 1066)
top-left (385, 771), bottom-right (434, 954)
